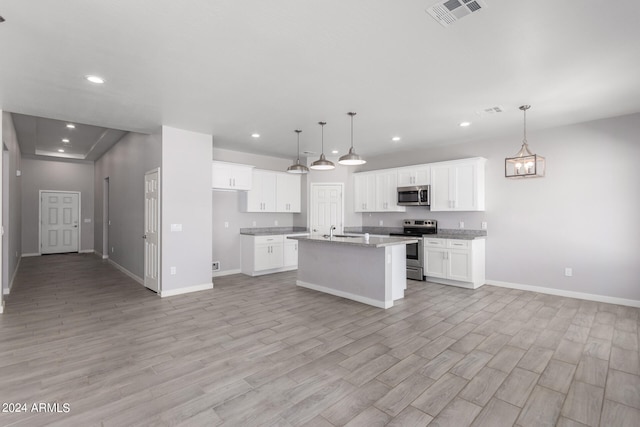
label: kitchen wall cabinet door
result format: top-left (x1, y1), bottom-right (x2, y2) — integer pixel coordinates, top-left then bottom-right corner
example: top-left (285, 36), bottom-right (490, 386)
top-left (212, 161), bottom-right (254, 190)
top-left (245, 170), bottom-right (277, 212)
top-left (397, 166), bottom-right (431, 186)
top-left (375, 171), bottom-right (406, 212)
top-left (354, 173), bottom-right (376, 212)
top-left (430, 158), bottom-right (485, 211)
top-left (276, 173), bottom-right (301, 212)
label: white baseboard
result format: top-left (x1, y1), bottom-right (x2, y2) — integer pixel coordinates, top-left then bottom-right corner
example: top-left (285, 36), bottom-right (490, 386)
top-left (161, 282), bottom-right (213, 298)
top-left (296, 280), bottom-right (392, 309)
top-left (103, 255), bottom-right (109, 260)
top-left (7, 256), bottom-right (20, 295)
top-left (108, 259), bottom-right (144, 285)
top-left (212, 268), bottom-right (241, 278)
top-left (0, 300), bottom-right (4, 314)
top-left (2, 288), bottom-right (8, 295)
top-left (79, 249), bottom-right (95, 254)
top-left (21, 253), bottom-right (40, 257)
top-left (486, 279), bottom-right (640, 308)
top-left (425, 276), bottom-right (483, 289)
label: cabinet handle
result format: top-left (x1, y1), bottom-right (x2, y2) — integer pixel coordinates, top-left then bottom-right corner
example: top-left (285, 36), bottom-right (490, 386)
top-left (229, 178), bottom-right (232, 187)
top-left (233, 178), bottom-right (236, 186)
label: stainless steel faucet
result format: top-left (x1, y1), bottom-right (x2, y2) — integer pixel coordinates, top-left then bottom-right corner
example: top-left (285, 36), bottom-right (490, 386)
top-left (330, 225), bottom-right (336, 238)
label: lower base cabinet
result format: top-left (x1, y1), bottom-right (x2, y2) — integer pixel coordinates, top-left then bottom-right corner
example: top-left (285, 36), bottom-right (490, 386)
top-left (241, 234), bottom-right (307, 276)
top-left (423, 238), bottom-right (485, 288)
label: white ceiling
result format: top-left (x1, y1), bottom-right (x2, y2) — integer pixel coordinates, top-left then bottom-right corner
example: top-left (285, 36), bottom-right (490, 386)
top-left (1, 0), bottom-right (639, 161)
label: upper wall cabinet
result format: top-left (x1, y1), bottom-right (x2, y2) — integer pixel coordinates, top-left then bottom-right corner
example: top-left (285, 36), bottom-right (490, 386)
top-left (397, 165), bottom-right (431, 186)
top-left (353, 170), bottom-right (406, 213)
top-left (212, 161), bottom-right (254, 190)
top-left (430, 157), bottom-right (486, 211)
top-left (241, 169), bottom-right (301, 213)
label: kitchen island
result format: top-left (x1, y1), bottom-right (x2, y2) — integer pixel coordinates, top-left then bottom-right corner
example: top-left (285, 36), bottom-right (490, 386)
top-left (287, 235), bottom-right (418, 309)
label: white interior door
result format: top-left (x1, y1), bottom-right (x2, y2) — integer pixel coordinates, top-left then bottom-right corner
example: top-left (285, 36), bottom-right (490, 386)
top-left (144, 168), bottom-right (160, 292)
top-left (310, 183), bottom-right (343, 236)
top-left (40, 191), bottom-right (79, 254)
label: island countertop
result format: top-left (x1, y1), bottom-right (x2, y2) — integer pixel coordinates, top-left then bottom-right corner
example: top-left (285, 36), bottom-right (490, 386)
top-left (287, 235), bottom-right (418, 248)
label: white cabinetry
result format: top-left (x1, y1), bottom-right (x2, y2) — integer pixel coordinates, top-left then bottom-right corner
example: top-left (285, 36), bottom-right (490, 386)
top-left (354, 170), bottom-right (405, 213)
top-left (397, 166), bottom-right (431, 186)
top-left (241, 234), bottom-right (308, 276)
top-left (376, 171), bottom-right (405, 212)
top-left (423, 238), bottom-right (485, 288)
top-left (430, 158), bottom-right (486, 211)
top-left (241, 170), bottom-right (301, 213)
top-left (212, 161), bottom-right (254, 190)
top-left (354, 173), bottom-right (376, 212)
top-left (276, 173), bottom-right (301, 212)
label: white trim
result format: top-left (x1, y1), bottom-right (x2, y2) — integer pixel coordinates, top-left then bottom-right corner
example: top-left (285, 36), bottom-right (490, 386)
top-left (425, 276), bottom-right (483, 289)
top-left (103, 177), bottom-right (109, 260)
top-left (21, 253), bottom-right (41, 257)
top-left (0, 300), bottom-right (3, 314)
top-left (102, 255), bottom-right (109, 260)
top-left (212, 268), bottom-right (241, 277)
top-left (108, 259), bottom-right (144, 285)
top-left (160, 282), bottom-right (213, 298)
top-left (296, 279), bottom-right (392, 309)
top-left (38, 190), bottom-right (82, 255)
top-left (2, 287), bottom-right (8, 295)
top-left (486, 279), bottom-right (640, 308)
top-left (79, 249), bottom-right (94, 254)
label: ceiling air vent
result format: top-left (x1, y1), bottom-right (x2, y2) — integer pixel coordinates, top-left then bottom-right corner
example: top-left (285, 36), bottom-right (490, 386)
top-left (426, 0), bottom-right (488, 28)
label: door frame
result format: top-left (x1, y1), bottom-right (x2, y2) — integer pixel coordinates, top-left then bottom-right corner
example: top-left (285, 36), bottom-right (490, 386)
top-left (144, 167), bottom-right (161, 293)
top-left (38, 190), bottom-right (81, 255)
top-left (309, 182), bottom-right (345, 235)
top-left (102, 177), bottom-right (109, 259)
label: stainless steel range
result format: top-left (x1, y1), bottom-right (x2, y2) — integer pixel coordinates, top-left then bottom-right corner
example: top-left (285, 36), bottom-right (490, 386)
top-left (390, 219), bottom-right (437, 281)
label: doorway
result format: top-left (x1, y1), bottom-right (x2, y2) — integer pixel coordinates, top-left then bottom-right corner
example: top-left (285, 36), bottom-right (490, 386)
top-left (144, 168), bottom-right (160, 293)
top-left (309, 183), bottom-right (344, 236)
top-left (39, 191), bottom-right (80, 254)
top-left (102, 177), bottom-right (109, 259)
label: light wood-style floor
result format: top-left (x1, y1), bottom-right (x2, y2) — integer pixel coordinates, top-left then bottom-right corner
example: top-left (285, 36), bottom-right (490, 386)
top-left (1, 254), bottom-right (639, 426)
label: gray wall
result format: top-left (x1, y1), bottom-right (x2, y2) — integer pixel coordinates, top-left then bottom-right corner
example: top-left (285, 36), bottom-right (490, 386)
top-left (20, 157), bottom-right (94, 255)
top-left (357, 113), bottom-right (640, 301)
top-left (94, 130), bottom-right (161, 279)
top-left (1, 112), bottom-right (23, 297)
top-left (162, 126), bottom-right (212, 291)
top-left (212, 148), bottom-right (300, 273)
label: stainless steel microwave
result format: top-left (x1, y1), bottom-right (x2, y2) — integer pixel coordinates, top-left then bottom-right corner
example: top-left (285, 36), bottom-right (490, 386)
top-left (397, 185), bottom-right (430, 206)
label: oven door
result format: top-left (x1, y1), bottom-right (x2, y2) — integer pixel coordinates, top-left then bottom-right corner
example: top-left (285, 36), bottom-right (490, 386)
top-left (406, 238), bottom-right (423, 268)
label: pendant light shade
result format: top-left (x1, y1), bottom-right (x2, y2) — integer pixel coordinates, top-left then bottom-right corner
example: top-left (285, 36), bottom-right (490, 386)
top-left (338, 112), bottom-right (366, 166)
top-left (505, 105), bottom-right (546, 178)
top-left (287, 130), bottom-right (309, 174)
top-left (310, 122), bottom-right (335, 170)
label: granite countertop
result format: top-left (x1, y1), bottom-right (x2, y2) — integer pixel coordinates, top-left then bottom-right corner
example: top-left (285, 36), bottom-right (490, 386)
top-left (287, 235), bottom-right (418, 248)
top-left (343, 227), bottom-right (487, 240)
top-left (240, 227), bottom-right (309, 236)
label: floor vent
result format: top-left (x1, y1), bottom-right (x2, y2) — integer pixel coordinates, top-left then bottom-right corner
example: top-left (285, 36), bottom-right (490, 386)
top-left (426, 0), bottom-right (488, 27)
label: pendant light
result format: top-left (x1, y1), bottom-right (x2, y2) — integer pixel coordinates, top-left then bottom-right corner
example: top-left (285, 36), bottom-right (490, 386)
top-left (310, 121), bottom-right (335, 170)
top-left (505, 105), bottom-right (546, 178)
top-left (286, 130), bottom-right (309, 174)
top-left (338, 112), bottom-right (366, 166)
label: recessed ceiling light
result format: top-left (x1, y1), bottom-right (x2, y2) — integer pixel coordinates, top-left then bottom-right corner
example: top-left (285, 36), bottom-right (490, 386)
top-left (58, 149), bottom-right (65, 153)
top-left (331, 150), bottom-right (339, 154)
top-left (62, 138), bottom-right (70, 143)
top-left (459, 122), bottom-right (471, 127)
top-left (392, 136), bottom-right (401, 142)
top-left (66, 124), bottom-right (75, 129)
top-left (85, 75), bottom-right (105, 84)
top-left (251, 133), bottom-right (260, 138)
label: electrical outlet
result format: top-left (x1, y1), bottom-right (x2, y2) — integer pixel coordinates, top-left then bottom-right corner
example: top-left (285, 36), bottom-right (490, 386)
top-left (379, 220), bottom-right (384, 226)
top-left (224, 221), bottom-right (229, 228)
top-left (212, 261), bottom-right (220, 271)
top-left (565, 267), bottom-right (573, 277)
top-left (252, 221), bottom-right (257, 227)
top-left (274, 220), bottom-right (278, 226)
top-left (459, 221), bottom-right (465, 229)
top-left (170, 266), bottom-right (177, 275)
top-left (481, 221), bottom-right (487, 230)
top-left (111, 247), bottom-right (114, 253)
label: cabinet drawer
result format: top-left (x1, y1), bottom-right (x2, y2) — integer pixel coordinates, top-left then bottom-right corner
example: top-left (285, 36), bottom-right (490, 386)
top-left (447, 240), bottom-right (470, 250)
top-left (254, 235), bottom-right (284, 245)
top-left (424, 238), bottom-right (446, 247)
